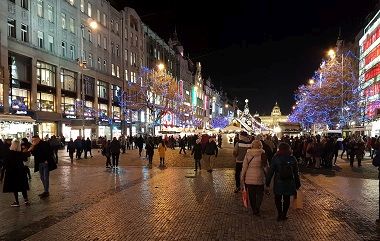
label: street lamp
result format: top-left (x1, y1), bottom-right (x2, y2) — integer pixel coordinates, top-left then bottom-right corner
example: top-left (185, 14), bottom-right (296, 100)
top-left (79, 20), bottom-right (97, 138)
top-left (308, 79), bottom-right (315, 85)
top-left (328, 48), bottom-right (344, 128)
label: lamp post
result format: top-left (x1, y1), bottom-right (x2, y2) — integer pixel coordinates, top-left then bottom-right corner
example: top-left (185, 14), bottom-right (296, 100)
top-left (79, 20), bottom-right (97, 138)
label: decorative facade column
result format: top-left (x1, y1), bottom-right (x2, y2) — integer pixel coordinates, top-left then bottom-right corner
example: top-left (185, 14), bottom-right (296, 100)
top-left (30, 58), bottom-right (37, 112)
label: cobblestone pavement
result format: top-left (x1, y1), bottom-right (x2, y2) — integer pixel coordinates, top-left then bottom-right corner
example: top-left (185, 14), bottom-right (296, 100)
top-left (1, 145), bottom-right (380, 240)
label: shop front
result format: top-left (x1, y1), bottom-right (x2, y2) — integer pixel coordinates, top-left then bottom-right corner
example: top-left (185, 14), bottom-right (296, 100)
top-left (34, 111), bottom-right (60, 139)
top-left (0, 114), bottom-right (34, 139)
top-left (98, 124), bottom-right (111, 139)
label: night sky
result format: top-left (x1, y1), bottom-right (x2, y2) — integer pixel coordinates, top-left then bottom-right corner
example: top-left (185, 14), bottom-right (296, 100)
top-left (113, 0), bottom-right (379, 115)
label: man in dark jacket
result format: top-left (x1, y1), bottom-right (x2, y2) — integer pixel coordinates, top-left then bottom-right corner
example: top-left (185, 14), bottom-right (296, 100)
top-left (67, 138), bottom-right (76, 163)
top-left (84, 137), bottom-right (92, 159)
top-left (203, 137), bottom-right (218, 173)
top-left (74, 136), bottom-right (83, 159)
top-left (137, 135), bottom-right (144, 156)
top-left (28, 135), bottom-right (56, 198)
top-left (145, 137), bottom-right (154, 166)
top-left (191, 139), bottom-right (203, 171)
top-left (109, 137), bottom-right (121, 168)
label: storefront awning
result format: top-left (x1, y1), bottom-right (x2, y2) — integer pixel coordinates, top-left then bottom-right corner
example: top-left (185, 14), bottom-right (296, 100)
top-left (0, 114), bottom-right (35, 123)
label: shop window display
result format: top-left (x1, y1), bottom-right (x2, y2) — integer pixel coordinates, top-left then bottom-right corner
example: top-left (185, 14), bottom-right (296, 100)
top-left (61, 97), bottom-right (75, 115)
top-left (37, 92), bottom-right (55, 112)
top-left (84, 100), bottom-right (94, 118)
top-left (10, 88), bottom-right (29, 110)
top-left (99, 103), bottom-right (108, 119)
top-left (37, 61), bottom-right (56, 87)
top-left (113, 106), bottom-right (120, 119)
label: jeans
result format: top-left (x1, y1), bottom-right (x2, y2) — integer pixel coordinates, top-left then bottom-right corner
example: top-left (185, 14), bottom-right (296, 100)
top-left (112, 153), bottom-right (120, 167)
top-left (275, 195), bottom-right (290, 218)
top-left (235, 163), bottom-right (243, 188)
top-left (195, 159), bottom-right (201, 170)
top-left (179, 147), bottom-right (186, 154)
top-left (14, 190), bottom-right (28, 203)
top-left (204, 155), bottom-right (214, 170)
top-left (160, 157), bottom-right (165, 166)
top-left (246, 184), bottom-right (264, 213)
top-left (39, 163), bottom-right (49, 193)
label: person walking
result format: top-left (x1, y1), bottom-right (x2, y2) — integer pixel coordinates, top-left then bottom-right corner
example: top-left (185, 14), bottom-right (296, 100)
top-left (265, 142), bottom-right (301, 221)
top-left (137, 135), bottom-right (144, 157)
top-left (28, 135), bottom-right (57, 198)
top-left (50, 135), bottom-right (61, 163)
top-left (109, 137), bottom-right (121, 168)
top-left (120, 135), bottom-right (127, 154)
top-left (1, 140), bottom-right (30, 207)
top-left (233, 131), bottom-right (251, 193)
top-left (84, 137), bottom-right (92, 159)
top-left (158, 140), bottom-right (167, 167)
top-left (146, 137), bottom-right (155, 167)
top-left (241, 140), bottom-right (268, 216)
top-left (203, 137), bottom-right (218, 173)
top-left (192, 139), bottom-right (203, 171)
top-left (179, 136), bottom-right (187, 154)
top-left (102, 140), bottom-right (112, 168)
top-left (74, 136), bottom-right (83, 159)
top-left (67, 138), bottom-right (76, 163)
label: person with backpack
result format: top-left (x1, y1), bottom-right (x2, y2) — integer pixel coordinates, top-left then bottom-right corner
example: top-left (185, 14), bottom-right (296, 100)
top-left (241, 140), bottom-right (268, 216)
top-left (265, 142), bottom-right (301, 221)
top-left (233, 131), bottom-right (251, 193)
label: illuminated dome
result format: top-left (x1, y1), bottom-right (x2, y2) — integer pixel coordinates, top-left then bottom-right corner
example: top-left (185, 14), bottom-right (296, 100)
top-left (271, 102), bottom-right (282, 116)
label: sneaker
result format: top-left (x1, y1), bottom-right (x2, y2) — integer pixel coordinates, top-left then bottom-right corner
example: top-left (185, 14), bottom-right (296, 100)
top-left (11, 202), bottom-right (20, 207)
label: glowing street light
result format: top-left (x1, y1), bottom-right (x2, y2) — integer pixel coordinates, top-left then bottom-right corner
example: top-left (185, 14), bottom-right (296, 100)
top-left (308, 79), bottom-right (315, 85)
top-left (328, 49), bottom-right (336, 59)
top-left (157, 63), bottom-right (165, 71)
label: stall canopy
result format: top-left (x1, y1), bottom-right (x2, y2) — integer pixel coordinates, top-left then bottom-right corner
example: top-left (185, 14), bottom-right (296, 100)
top-left (222, 125), bottom-right (243, 132)
top-left (0, 114), bottom-right (35, 123)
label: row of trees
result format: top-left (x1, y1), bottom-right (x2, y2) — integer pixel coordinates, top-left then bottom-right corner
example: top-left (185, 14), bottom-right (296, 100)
top-left (289, 42), bottom-right (364, 130)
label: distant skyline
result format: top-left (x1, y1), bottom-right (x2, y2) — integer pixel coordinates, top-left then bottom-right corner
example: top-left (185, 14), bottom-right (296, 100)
top-left (113, 0), bottom-right (379, 115)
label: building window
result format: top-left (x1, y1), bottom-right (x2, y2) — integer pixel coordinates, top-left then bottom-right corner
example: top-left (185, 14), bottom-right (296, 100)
top-left (68, 0), bottom-right (74, 6)
top-left (97, 34), bottom-right (101, 46)
top-left (21, 0), bottom-right (28, 10)
top-left (103, 60), bottom-right (107, 71)
top-left (84, 100), bottom-right (93, 117)
top-left (70, 45), bottom-right (75, 60)
top-left (47, 5), bottom-right (53, 22)
top-left (124, 49), bottom-right (128, 61)
top-left (61, 41), bottom-right (67, 57)
top-left (131, 71), bottom-right (136, 83)
top-left (10, 88), bottom-right (30, 110)
top-left (87, 2), bottom-right (92, 17)
top-left (98, 103), bottom-right (108, 117)
top-left (20, 24), bottom-right (28, 42)
top-left (61, 13), bottom-right (66, 29)
top-left (97, 57), bottom-right (101, 70)
top-left (88, 53), bottom-right (93, 67)
top-left (103, 37), bottom-right (107, 49)
top-left (116, 45), bottom-right (119, 56)
top-left (110, 19), bottom-right (114, 31)
top-left (124, 69), bottom-right (128, 81)
top-left (83, 75), bottom-right (95, 96)
top-left (102, 13), bottom-right (107, 27)
top-left (60, 69), bottom-right (76, 92)
top-left (113, 106), bottom-right (120, 119)
top-left (97, 80), bottom-right (108, 99)
top-left (96, 9), bottom-right (100, 22)
top-left (130, 52), bottom-right (133, 66)
top-left (88, 30), bottom-right (92, 42)
top-left (61, 97), bottom-right (75, 115)
top-left (38, 31), bottom-right (44, 48)
top-left (69, 18), bottom-right (74, 33)
top-left (37, 61), bottom-right (56, 87)
top-left (8, 19), bottom-right (16, 38)
top-left (115, 22), bottom-right (119, 34)
top-left (116, 66), bottom-right (120, 78)
top-left (111, 64), bottom-right (115, 76)
top-left (48, 35), bottom-right (53, 52)
top-left (37, 0), bottom-right (43, 18)
top-left (80, 0), bottom-right (84, 12)
top-left (37, 92), bottom-right (55, 112)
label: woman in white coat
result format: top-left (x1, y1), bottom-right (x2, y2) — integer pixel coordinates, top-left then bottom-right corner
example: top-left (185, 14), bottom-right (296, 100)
top-left (241, 140), bottom-right (268, 216)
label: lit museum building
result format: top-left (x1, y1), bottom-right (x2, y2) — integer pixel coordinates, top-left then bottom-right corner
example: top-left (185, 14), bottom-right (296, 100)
top-left (0, 0), bottom-right (231, 140)
top-left (359, 9), bottom-right (380, 136)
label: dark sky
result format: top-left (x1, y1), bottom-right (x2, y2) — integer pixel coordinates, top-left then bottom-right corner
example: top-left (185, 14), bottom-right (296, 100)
top-left (113, 0), bottom-right (379, 115)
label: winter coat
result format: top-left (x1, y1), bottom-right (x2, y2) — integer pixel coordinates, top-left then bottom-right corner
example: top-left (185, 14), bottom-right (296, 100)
top-left (85, 139), bottom-right (92, 150)
top-left (74, 139), bottom-right (83, 150)
top-left (109, 140), bottom-right (121, 154)
top-left (158, 143), bottom-right (167, 158)
top-left (204, 141), bottom-right (218, 156)
top-left (2, 150), bottom-right (29, 193)
top-left (233, 135), bottom-right (251, 163)
top-left (241, 148), bottom-right (268, 186)
top-left (67, 141), bottom-right (76, 152)
top-left (31, 141), bottom-right (56, 173)
top-left (266, 153), bottom-right (301, 196)
top-left (191, 143), bottom-right (203, 160)
top-left (146, 141), bottom-right (154, 155)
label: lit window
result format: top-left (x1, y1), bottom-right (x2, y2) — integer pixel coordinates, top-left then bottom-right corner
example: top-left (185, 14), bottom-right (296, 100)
top-left (124, 49), bottom-right (128, 61)
top-left (80, 0), bottom-right (84, 12)
top-left (97, 80), bottom-right (108, 99)
top-left (116, 66), bottom-right (120, 78)
top-left (102, 13), bottom-right (107, 27)
top-left (38, 31), bottom-right (44, 48)
top-left (37, 92), bottom-right (55, 112)
top-left (7, 19), bottom-right (16, 38)
top-left (68, 0), bottom-right (74, 6)
top-left (111, 64), bottom-right (115, 76)
top-left (87, 2), bottom-right (92, 17)
top-left (21, 24), bottom-right (29, 42)
top-left (124, 69), bottom-right (128, 81)
top-left (37, 0), bottom-right (43, 18)
top-left (103, 37), bottom-right (107, 49)
top-left (97, 58), bottom-right (101, 70)
top-left (97, 9), bottom-right (100, 22)
top-left (37, 61), bottom-right (56, 87)
top-left (115, 22), bottom-right (119, 34)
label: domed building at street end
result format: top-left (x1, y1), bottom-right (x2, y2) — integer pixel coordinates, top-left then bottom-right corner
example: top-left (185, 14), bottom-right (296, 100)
top-left (257, 102), bottom-right (288, 129)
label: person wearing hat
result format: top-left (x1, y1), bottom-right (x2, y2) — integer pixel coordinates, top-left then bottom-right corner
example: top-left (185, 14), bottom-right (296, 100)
top-left (233, 131), bottom-right (251, 193)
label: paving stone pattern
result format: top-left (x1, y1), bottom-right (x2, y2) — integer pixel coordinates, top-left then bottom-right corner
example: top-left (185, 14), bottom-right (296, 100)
top-left (21, 169), bottom-right (380, 241)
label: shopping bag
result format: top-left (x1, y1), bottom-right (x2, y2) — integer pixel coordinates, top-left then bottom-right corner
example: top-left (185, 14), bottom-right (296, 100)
top-left (292, 190), bottom-right (304, 209)
top-left (242, 189), bottom-right (248, 208)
